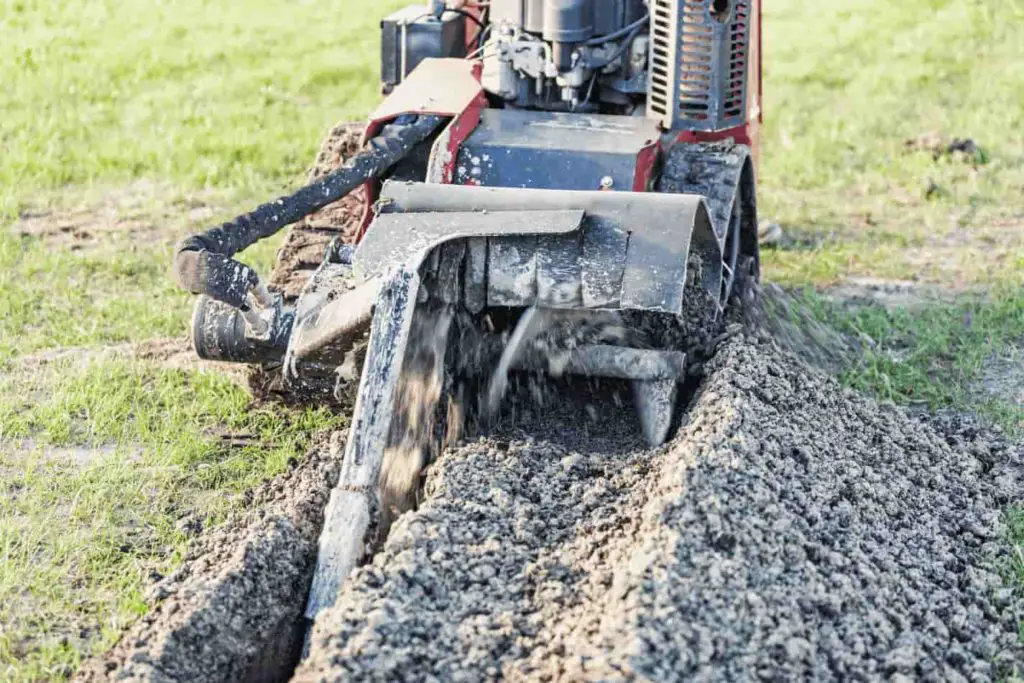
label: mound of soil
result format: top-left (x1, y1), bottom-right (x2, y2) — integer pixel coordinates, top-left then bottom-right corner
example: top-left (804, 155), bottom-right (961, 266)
top-left (75, 433), bottom-right (345, 683)
top-left (79, 284), bottom-right (1023, 682)
top-left (296, 335), bottom-right (1023, 681)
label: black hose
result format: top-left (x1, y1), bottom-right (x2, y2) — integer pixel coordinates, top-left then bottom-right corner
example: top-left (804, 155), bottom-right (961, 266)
top-left (583, 12), bottom-right (649, 46)
top-left (587, 20), bottom-right (645, 70)
top-left (173, 114), bottom-right (445, 310)
top-left (448, 8), bottom-right (487, 51)
top-left (449, 8), bottom-right (484, 31)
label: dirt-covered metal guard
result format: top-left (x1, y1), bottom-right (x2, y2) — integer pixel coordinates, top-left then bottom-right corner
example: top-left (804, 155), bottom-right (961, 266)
top-left (303, 204), bottom-right (589, 633)
top-left (302, 181), bottom-right (724, 636)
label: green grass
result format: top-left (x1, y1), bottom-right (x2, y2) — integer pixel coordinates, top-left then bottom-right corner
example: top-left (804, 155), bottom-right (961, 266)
top-left (0, 234), bottom-right (183, 365)
top-left (1009, 508), bottom-right (1024, 588)
top-left (0, 208), bottom-right (285, 367)
top-left (0, 0), bottom-right (1022, 679)
top-left (781, 288), bottom-right (1024, 434)
top-left (757, 0), bottom-right (1024, 434)
top-left (0, 359), bottom-right (342, 680)
top-left (0, 0), bottom-right (408, 220)
top-left (1, 1), bottom-right (404, 679)
top-left (0, 0), bottom-right (408, 366)
top-left (760, 0), bottom-right (1024, 287)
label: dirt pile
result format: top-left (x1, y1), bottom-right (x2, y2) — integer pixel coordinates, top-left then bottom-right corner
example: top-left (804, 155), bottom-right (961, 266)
top-left (76, 433), bottom-right (345, 683)
top-left (297, 335), bottom-right (1023, 681)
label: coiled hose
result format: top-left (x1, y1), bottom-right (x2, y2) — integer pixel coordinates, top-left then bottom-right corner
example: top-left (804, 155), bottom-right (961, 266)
top-left (172, 114), bottom-right (445, 310)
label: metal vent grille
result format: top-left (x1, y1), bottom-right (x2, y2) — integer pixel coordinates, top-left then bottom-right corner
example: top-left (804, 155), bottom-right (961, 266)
top-left (723, 0), bottom-right (750, 120)
top-left (647, 0), bottom-right (679, 122)
top-left (677, 0), bottom-right (714, 123)
top-left (646, 0), bottom-right (751, 131)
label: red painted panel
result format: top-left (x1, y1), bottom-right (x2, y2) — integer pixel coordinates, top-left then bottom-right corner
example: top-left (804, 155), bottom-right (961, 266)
top-left (633, 139), bottom-right (661, 192)
top-left (356, 59), bottom-right (486, 240)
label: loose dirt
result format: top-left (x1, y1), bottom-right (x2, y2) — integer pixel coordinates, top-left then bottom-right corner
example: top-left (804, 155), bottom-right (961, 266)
top-left (251, 121), bottom-right (367, 404)
top-left (13, 181), bottom-right (223, 251)
top-left (76, 432), bottom-right (345, 683)
top-left (79, 310), bottom-right (1023, 682)
top-left (976, 346), bottom-right (1024, 408)
top-left (904, 132), bottom-right (986, 165)
top-left (822, 277), bottom-right (975, 311)
top-left (297, 334), bottom-right (1023, 682)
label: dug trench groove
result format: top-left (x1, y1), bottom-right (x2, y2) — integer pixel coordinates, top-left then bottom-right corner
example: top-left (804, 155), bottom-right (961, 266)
top-left (75, 432), bottom-right (345, 683)
top-left (297, 334), bottom-right (1023, 681)
top-left (83, 330), bottom-right (1024, 681)
top-left (77, 123), bottom-right (371, 682)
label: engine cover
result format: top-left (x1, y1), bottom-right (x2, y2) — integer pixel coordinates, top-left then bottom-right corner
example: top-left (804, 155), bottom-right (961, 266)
top-left (451, 108), bottom-right (659, 192)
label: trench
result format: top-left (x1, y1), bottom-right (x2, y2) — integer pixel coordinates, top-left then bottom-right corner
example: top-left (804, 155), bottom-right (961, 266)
top-left (76, 351), bottom-right (702, 683)
top-left (296, 334), bottom-right (1024, 681)
top-left (79, 314), bottom-right (1024, 682)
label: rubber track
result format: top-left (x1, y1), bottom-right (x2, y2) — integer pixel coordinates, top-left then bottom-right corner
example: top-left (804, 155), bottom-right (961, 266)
top-left (656, 141), bottom-right (749, 243)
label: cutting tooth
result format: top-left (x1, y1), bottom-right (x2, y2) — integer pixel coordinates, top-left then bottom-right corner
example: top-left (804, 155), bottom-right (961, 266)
top-left (484, 306), bottom-right (550, 415)
top-left (633, 379), bottom-right (678, 447)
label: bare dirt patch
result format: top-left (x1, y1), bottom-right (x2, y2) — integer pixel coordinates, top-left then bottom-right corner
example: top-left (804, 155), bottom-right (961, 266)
top-left (20, 337), bottom-right (249, 383)
top-left (13, 181), bottom-right (224, 251)
top-left (976, 346), bottom-right (1024, 408)
top-left (2, 440), bottom-right (140, 469)
top-left (21, 344), bottom-right (135, 369)
top-left (822, 276), bottom-right (976, 311)
top-left (903, 132), bottom-right (987, 165)
top-left (135, 337), bottom-right (250, 383)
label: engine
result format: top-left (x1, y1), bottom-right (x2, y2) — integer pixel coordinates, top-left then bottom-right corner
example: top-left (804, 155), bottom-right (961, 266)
top-left (381, 0), bottom-right (757, 133)
top-left (482, 0), bottom-right (650, 112)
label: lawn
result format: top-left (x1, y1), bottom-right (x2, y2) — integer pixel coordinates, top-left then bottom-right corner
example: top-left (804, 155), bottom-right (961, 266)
top-left (0, 0), bottom-right (1022, 679)
top-left (1, 0), bottom-right (403, 678)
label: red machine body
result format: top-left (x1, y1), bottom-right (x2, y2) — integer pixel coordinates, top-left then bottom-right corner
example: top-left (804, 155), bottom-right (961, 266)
top-left (359, 0), bottom-right (763, 240)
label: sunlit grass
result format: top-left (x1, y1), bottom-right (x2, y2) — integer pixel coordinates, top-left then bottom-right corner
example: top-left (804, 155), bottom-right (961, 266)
top-left (0, 358), bottom-right (343, 680)
top-left (0, 0), bottom-right (408, 220)
top-left (760, 0), bottom-right (1024, 287)
top-left (0, 0), bottom-right (1022, 678)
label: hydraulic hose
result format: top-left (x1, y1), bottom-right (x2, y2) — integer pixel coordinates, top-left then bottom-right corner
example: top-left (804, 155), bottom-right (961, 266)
top-left (583, 12), bottom-right (649, 45)
top-left (172, 114), bottom-right (445, 310)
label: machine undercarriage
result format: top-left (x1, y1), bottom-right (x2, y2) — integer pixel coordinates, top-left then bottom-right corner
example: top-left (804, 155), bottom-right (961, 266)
top-left (172, 0), bottom-right (762, 638)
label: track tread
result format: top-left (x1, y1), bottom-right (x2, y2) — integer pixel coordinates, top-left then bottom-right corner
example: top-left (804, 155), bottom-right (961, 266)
top-left (657, 141), bottom-right (749, 242)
